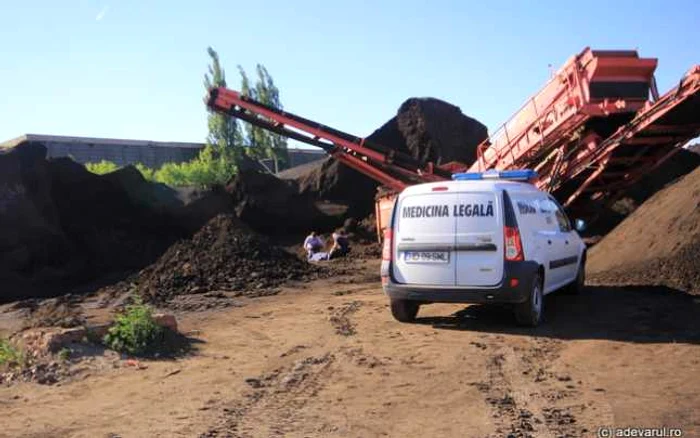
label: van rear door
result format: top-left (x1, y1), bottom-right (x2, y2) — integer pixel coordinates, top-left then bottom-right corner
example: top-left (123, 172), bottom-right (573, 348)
top-left (392, 191), bottom-right (457, 286)
top-left (455, 190), bottom-right (503, 287)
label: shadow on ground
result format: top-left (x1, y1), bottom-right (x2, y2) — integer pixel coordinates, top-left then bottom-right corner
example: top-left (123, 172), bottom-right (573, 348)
top-left (62, 331), bottom-right (206, 362)
top-left (416, 285), bottom-right (700, 344)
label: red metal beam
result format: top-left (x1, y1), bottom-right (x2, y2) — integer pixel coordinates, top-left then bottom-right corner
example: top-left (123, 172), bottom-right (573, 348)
top-left (211, 88), bottom-right (397, 165)
top-left (622, 135), bottom-right (692, 146)
top-left (641, 123), bottom-right (700, 134)
top-left (206, 87), bottom-right (453, 191)
top-left (563, 154), bottom-right (611, 206)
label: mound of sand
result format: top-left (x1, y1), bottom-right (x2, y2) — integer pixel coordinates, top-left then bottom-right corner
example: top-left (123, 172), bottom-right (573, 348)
top-left (587, 166), bottom-right (700, 293)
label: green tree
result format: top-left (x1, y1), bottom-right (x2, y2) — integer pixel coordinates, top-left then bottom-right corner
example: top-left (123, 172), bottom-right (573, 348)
top-left (238, 64), bottom-right (289, 172)
top-left (201, 47), bottom-right (242, 186)
top-left (204, 47), bottom-right (242, 153)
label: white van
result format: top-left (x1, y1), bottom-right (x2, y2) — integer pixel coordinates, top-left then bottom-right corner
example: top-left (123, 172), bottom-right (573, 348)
top-left (380, 170), bottom-right (586, 327)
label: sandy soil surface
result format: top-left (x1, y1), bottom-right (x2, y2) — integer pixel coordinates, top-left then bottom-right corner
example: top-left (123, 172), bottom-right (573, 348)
top-left (1, 260), bottom-right (699, 438)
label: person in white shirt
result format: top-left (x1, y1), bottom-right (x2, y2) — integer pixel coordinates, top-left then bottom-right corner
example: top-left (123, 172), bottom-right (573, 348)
top-left (303, 231), bottom-right (324, 259)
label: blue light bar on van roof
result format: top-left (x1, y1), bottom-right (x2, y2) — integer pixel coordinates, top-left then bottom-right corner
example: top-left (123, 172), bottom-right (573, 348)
top-left (451, 169), bottom-right (538, 181)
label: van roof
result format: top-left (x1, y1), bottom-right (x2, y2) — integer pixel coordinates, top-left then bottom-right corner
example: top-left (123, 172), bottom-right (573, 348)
top-left (400, 179), bottom-right (540, 196)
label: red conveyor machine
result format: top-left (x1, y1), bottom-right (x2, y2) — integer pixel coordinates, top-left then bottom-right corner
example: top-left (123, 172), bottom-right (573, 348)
top-left (206, 47), bottom-right (700, 239)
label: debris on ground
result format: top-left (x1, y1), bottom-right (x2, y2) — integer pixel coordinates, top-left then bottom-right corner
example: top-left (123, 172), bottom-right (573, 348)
top-left (21, 296), bottom-right (86, 329)
top-left (0, 309), bottom-right (183, 386)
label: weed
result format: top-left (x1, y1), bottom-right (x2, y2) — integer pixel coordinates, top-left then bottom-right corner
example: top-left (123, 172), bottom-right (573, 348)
top-left (103, 298), bottom-right (164, 356)
top-left (0, 338), bottom-right (24, 368)
top-left (58, 347), bottom-right (71, 361)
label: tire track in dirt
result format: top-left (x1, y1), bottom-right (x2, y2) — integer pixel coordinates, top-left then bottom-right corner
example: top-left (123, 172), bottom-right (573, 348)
top-left (472, 336), bottom-right (595, 437)
top-left (201, 353), bottom-right (336, 437)
top-left (329, 301), bottom-right (361, 336)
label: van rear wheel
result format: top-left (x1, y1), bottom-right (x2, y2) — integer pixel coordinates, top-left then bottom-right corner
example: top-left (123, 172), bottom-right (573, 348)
top-left (390, 299), bottom-right (419, 323)
top-left (514, 272), bottom-right (543, 327)
top-left (566, 259), bottom-right (586, 295)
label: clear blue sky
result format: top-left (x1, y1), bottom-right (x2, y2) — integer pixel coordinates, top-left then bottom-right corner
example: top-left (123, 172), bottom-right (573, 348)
top-left (1, 0), bottom-right (698, 145)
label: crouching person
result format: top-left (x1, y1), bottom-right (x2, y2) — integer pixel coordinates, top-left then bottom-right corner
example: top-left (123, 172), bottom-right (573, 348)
top-left (329, 228), bottom-right (351, 259)
top-left (303, 231), bottom-right (324, 259)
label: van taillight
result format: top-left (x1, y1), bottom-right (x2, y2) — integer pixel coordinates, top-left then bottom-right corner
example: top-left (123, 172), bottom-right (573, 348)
top-left (382, 229), bottom-right (393, 261)
top-left (504, 226), bottom-right (524, 261)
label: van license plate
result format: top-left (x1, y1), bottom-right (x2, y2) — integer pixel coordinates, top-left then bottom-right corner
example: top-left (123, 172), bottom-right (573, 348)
top-left (404, 251), bottom-right (449, 263)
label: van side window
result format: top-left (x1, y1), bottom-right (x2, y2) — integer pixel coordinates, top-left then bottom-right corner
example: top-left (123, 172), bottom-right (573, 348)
top-left (537, 198), bottom-right (554, 214)
top-left (548, 196), bottom-right (572, 232)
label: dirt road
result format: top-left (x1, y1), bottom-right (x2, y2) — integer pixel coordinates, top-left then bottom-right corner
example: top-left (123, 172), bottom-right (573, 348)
top-left (1, 260), bottom-right (699, 437)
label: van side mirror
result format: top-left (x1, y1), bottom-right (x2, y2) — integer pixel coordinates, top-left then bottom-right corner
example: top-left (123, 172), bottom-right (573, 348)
top-left (574, 219), bottom-right (586, 232)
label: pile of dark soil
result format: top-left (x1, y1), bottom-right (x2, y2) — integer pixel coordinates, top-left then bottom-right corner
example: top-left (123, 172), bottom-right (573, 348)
top-left (102, 165), bottom-right (182, 211)
top-left (0, 142), bottom-right (355, 304)
top-left (226, 169), bottom-right (339, 234)
top-left (135, 214), bottom-right (325, 304)
top-left (393, 97), bottom-right (488, 165)
top-left (279, 97), bottom-right (488, 217)
top-left (283, 157), bottom-right (378, 218)
top-left (587, 166), bottom-right (700, 293)
top-left (0, 143), bottom-right (186, 303)
top-left (48, 158), bottom-right (184, 273)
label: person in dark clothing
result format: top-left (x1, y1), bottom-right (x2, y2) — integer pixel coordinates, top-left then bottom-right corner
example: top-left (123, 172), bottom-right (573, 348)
top-left (329, 228), bottom-right (350, 259)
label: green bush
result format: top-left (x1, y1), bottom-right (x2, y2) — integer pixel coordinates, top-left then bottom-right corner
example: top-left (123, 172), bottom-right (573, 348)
top-left (103, 299), bottom-right (164, 356)
top-left (135, 162), bottom-right (156, 182)
top-left (84, 146), bottom-right (237, 188)
top-left (85, 160), bottom-right (120, 175)
top-left (153, 144), bottom-right (237, 188)
top-left (0, 338), bottom-right (24, 368)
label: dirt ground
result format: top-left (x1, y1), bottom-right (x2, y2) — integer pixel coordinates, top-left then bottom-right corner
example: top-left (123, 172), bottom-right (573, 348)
top-left (1, 260), bottom-right (698, 438)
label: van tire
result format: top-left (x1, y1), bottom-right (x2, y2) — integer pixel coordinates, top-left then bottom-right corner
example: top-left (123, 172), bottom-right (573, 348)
top-left (390, 300), bottom-right (419, 323)
top-left (565, 258), bottom-right (586, 295)
top-left (514, 272), bottom-right (543, 327)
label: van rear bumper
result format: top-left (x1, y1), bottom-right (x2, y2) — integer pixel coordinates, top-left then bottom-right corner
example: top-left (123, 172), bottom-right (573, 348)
top-left (382, 261), bottom-right (539, 304)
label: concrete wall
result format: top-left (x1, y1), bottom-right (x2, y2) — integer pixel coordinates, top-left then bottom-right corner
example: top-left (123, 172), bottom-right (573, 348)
top-left (1, 134), bottom-right (327, 172)
top-left (42, 140), bottom-right (202, 169)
